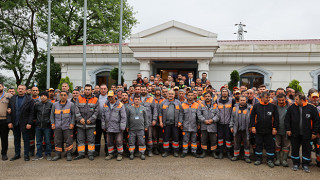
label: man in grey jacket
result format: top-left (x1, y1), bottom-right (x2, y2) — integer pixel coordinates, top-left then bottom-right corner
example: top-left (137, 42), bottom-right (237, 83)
top-left (126, 94), bottom-right (148, 160)
top-left (102, 91), bottom-right (127, 161)
top-left (50, 91), bottom-right (75, 161)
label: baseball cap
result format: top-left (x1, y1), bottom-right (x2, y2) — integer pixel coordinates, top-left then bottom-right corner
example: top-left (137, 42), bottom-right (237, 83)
top-left (311, 92), bottom-right (319, 98)
top-left (234, 90), bottom-right (241, 94)
top-left (107, 90), bottom-right (115, 97)
top-left (48, 88), bottom-right (54, 91)
top-left (173, 86), bottom-right (179, 90)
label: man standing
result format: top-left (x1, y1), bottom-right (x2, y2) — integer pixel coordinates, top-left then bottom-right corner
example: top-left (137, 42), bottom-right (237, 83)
top-left (274, 94), bottom-right (291, 167)
top-left (186, 72), bottom-right (195, 87)
top-left (7, 85), bottom-right (34, 161)
top-left (230, 96), bottom-right (252, 163)
top-left (32, 92), bottom-right (53, 161)
top-left (48, 88), bottom-right (56, 103)
top-left (103, 91), bottom-right (127, 161)
top-left (30, 86), bottom-right (40, 156)
top-left (153, 87), bottom-right (165, 155)
top-left (0, 82), bottom-right (12, 160)
top-left (140, 86), bottom-right (157, 157)
top-left (285, 93), bottom-right (320, 173)
top-left (95, 84), bottom-right (108, 156)
top-left (198, 92), bottom-right (219, 158)
top-left (127, 95), bottom-right (148, 160)
top-left (56, 83), bottom-right (73, 100)
top-left (216, 88), bottom-right (235, 159)
top-left (159, 90), bottom-right (182, 157)
top-left (201, 73), bottom-right (208, 84)
top-left (250, 91), bottom-right (279, 168)
top-left (179, 92), bottom-right (202, 158)
top-left (50, 91), bottom-right (75, 161)
top-left (75, 84), bottom-right (99, 160)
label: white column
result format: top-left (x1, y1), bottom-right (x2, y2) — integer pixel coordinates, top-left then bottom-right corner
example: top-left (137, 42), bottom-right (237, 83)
top-left (139, 60), bottom-right (151, 78)
top-left (197, 59), bottom-right (210, 78)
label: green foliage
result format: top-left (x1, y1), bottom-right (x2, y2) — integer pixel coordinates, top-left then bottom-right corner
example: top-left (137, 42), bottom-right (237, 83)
top-left (37, 0), bottom-right (137, 45)
top-left (288, 79), bottom-right (304, 94)
top-left (228, 70), bottom-right (240, 91)
top-left (34, 52), bottom-right (61, 91)
top-left (58, 76), bottom-right (74, 92)
top-left (110, 67), bottom-right (124, 85)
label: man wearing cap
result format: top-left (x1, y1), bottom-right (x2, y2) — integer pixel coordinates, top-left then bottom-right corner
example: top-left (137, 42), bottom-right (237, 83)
top-left (308, 91), bottom-right (320, 167)
top-left (102, 90), bottom-right (127, 161)
top-left (74, 84), bottom-right (99, 161)
top-left (140, 85), bottom-right (157, 157)
top-left (234, 90), bottom-right (241, 104)
top-left (32, 92), bottom-right (53, 161)
top-left (48, 88), bottom-right (56, 103)
top-left (50, 91), bottom-right (75, 161)
top-left (95, 84), bottom-right (108, 157)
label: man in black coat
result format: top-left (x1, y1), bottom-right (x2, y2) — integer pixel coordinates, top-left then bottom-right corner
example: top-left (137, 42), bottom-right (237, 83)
top-left (285, 93), bottom-right (320, 173)
top-left (7, 85), bottom-right (34, 161)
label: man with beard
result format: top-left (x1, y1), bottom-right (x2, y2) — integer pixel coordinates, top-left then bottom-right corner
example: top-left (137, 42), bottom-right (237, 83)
top-left (74, 84), bottom-right (99, 161)
top-left (161, 87), bottom-right (168, 99)
top-left (198, 92), bottom-right (219, 158)
top-left (178, 89), bottom-right (186, 103)
top-left (233, 90), bottom-right (241, 104)
top-left (309, 92), bottom-right (320, 167)
top-left (140, 86), bottom-right (157, 157)
top-left (48, 88), bottom-right (56, 103)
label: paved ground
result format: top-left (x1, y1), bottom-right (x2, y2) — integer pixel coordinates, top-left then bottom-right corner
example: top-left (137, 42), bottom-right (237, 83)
top-left (1, 134), bottom-right (320, 180)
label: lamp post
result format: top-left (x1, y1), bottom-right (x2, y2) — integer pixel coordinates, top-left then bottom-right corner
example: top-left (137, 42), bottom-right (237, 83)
top-left (82, 0), bottom-right (87, 87)
top-left (46, 0), bottom-right (51, 89)
top-left (118, 0), bottom-right (123, 85)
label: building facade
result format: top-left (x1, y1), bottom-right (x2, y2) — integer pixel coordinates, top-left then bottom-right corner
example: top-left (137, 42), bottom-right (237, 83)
top-left (52, 21), bottom-right (320, 92)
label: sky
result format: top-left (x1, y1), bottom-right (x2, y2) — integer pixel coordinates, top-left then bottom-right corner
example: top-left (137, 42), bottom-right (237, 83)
top-left (126, 0), bottom-right (320, 40)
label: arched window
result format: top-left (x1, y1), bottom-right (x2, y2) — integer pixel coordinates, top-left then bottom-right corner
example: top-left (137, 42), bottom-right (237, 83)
top-left (96, 71), bottom-right (115, 87)
top-left (240, 72), bottom-right (264, 89)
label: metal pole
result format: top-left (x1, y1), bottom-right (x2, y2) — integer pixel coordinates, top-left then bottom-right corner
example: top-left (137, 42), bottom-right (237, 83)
top-left (82, 0), bottom-right (87, 87)
top-left (118, 0), bottom-right (123, 85)
top-left (46, 0), bottom-right (51, 89)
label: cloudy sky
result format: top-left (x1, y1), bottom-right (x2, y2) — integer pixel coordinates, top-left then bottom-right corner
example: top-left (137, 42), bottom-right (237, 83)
top-left (127, 0), bottom-right (320, 40)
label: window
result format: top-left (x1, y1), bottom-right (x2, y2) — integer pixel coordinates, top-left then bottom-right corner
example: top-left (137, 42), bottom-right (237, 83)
top-left (240, 72), bottom-right (264, 89)
top-left (96, 71), bottom-right (115, 88)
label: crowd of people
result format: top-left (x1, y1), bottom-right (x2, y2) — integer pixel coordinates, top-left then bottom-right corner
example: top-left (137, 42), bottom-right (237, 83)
top-left (0, 72), bottom-right (320, 173)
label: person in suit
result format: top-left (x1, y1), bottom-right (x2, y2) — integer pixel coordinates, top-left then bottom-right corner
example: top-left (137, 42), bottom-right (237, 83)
top-left (185, 72), bottom-right (195, 87)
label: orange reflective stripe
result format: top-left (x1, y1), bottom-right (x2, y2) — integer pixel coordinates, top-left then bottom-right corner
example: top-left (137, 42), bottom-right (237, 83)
top-left (244, 151), bottom-right (250, 155)
top-left (163, 143), bottom-right (169, 147)
top-left (182, 103), bottom-right (189, 109)
top-left (211, 145), bottom-right (217, 150)
top-left (225, 104), bottom-right (232, 108)
top-left (146, 97), bottom-right (153, 103)
top-left (65, 145), bottom-right (73, 151)
top-left (55, 147), bottom-right (63, 152)
top-left (88, 145), bottom-right (95, 151)
top-left (243, 110), bottom-right (247, 114)
top-left (218, 105), bottom-right (224, 109)
top-left (191, 144), bottom-right (197, 148)
top-left (163, 105), bottom-right (168, 109)
top-left (233, 107), bottom-right (236, 112)
top-left (201, 145), bottom-right (207, 149)
top-left (238, 110), bottom-right (241, 114)
top-left (117, 147), bottom-right (123, 151)
top-left (175, 105), bottom-right (180, 110)
top-left (139, 147), bottom-right (146, 151)
top-left (117, 103), bottom-right (123, 108)
top-left (104, 104), bottom-right (108, 108)
top-left (62, 109), bottom-right (70, 114)
top-left (54, 109), bottom-right (61, 114)
top-left (129, 147), bottom-right (135, 151)
top-left (234, 151), bottom-right (240, 155)
top-left (183, 144), bottom-right (188, 148)
top-left (78, 145), bottom-right (85, 152)
top-left (191, 103), bottom-right (199, 109)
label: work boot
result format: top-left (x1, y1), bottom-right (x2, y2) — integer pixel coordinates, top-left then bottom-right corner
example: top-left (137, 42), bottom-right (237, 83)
top-left (302, 166), bottom-right (310, 173)
top-left (180, 153), bottom-right (187, 158)
top-left (267, 160), bottom-right (275, 168)
top-left (74, 155), bottom-right (85, 160)
top-left (148, 151), bottom-right (153, 157)
top-left (153, 148), bottom-right (159, 155)
top-left (218, 152), bottom-right (223, 159)
top-left (129, 153), bottom-right (134, 160)
top-left (10, 155), bottom-right (21, 161)
top-left (274, 151), bottom-right (281, 166)
top-left (162, 152), bottom-right (169, 157)
top-left (231, 156), bottom-right (239, 161)
top-left (52, 154), bottom-right (61, 161)
top-left (192, 153), bottom-right (199, 158)
top-left (66, 153), bottom-right (72, 161)
top-left (89, 155), bottom-right (94, 161)
top-left (140, 153), bottom-right (146, 160)
top-left (24, 156), bottom-right (30, 161)
top-left (117, 154), bottom-right (122, 161)
top-left (199, 151), bottom-right (206, 158)
top-left (173, 152), bottom-right (179, 157)
top-left (245, 157), bottom-right (251, 163)
top-left (2, 155), bottom-right (8, 161)
top-left (254, 160), bottom-right (262, 165)
top-left (105, 154), bottom-right (114, 160)
top-left (292, 165), bottom-right (299, 171)
top-left (226, 152), bottom-right (232, 160)
top-left (46, 155), bottom-right (52, 161)
top-left (282, 152), bottom-right (289, 167)
top-left (213, 151), bottom-right (219, 159)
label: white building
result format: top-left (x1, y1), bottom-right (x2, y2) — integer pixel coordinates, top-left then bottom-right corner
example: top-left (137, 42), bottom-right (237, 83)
top-left (52, 20), bottom-right (320, 92)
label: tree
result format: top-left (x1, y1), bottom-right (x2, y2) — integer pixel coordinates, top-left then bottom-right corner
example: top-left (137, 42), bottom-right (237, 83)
top-left (0, 0), bottom-right (44, 87)
top-left (110, 67), bottom-right (124, 85)
top-left (228, 70), bottom-right (240, 92)
top-left (37, 0), bottom-right (137, 45)
top-left (58, 76), bottom-right (74, 92)
top-left (34, 52), bottom-right (61, 91)
top-left (288, 79), bottom-right (304, 94)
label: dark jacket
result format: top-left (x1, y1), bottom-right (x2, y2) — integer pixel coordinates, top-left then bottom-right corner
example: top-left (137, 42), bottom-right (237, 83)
top-left (7, 95), bottom-right (34, 131)
top-left (250, 102), bottom-right (279, 134)
top-left (33, 101), bottom-right (53, 128)
top-left (285, 102), bottom-right (320, 139)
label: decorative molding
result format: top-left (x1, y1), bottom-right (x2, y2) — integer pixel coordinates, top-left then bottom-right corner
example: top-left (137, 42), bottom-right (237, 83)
top-left (310, 68), bottom-right (320, 89)
top-left (88, 65), bottom-right (114, 85)
top-left (238, 65), bottom-right (273, 89)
